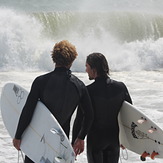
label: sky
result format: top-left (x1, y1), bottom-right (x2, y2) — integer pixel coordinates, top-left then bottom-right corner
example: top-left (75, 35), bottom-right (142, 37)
top-left (0, 0), bottom-right (163, 13)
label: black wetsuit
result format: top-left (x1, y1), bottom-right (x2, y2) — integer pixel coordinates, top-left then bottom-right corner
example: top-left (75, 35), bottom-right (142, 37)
top-left (15, 67), bottom-right (93, 163)
top-left (72, 76), bottom-right (132, 163)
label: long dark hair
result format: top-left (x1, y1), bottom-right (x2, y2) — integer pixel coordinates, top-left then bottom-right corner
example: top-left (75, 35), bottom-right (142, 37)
top-left (86, 53), bottom-right (109, 77)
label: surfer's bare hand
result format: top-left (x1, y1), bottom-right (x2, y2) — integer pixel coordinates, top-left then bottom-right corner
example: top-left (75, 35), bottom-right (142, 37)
top-left (13, 138), bottom-right (21, 150)
top-left (73, 138), bottom-right (84, 156)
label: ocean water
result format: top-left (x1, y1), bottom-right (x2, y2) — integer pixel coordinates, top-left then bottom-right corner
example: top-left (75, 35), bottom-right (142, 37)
top-left (0, 71), bottom-right (163, 163)
top-left (0, 0), bottom-right (163, 162)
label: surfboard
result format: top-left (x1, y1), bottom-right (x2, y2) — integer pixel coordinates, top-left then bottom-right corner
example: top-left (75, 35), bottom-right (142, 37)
top-left (0, 83), bottom-right (75, 163)
top-left (119, 101), bottom-right (163, 161)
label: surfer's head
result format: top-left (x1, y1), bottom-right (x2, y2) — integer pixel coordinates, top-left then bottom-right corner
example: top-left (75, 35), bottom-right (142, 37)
top-left (51, 40), bottom-right (78, 68)
top-left (86, 53), bottom-right (109, 80)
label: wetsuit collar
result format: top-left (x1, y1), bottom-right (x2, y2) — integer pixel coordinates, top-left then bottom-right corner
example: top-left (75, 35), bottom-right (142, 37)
top-left (95, 76), bottom-right (108, 81)
top-left (95, 76), bottom-right (111, 84)
top-left (54, 67), bottom-right (71, 72)
top-left (54, 67), bottom-right (72, 77)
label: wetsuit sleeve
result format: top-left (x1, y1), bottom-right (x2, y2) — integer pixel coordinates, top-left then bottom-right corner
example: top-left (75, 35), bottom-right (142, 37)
top-left (14, 77), bottom-right (40, 139)
top-left (72, 105), bottom-right (83, 144)
top-left (72, 87), bottom-right (93, 143)
top-left (122, 82), bottom-right (132, 104)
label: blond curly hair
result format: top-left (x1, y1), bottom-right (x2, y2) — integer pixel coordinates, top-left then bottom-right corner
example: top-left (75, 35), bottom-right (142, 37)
top-left (51, 40), bottom-right (78, 67)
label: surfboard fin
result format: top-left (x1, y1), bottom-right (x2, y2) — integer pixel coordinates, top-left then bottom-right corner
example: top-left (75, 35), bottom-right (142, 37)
top-left (54, 156), bottom-right (66, 163)
top-left (50, 128), bottom-right (65, 141)
top-left (40, 157), bottom-right (51, 163)
top-left (151, 151), bottom-right (159, 159)
top-left (140, 151), bottom-right (150, 161)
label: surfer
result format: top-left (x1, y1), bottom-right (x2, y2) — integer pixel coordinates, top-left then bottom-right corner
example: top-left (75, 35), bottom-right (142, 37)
top-left (72, 53), bottom-right (132, 163)
top-left (12, 40), bottom-right (93, 163)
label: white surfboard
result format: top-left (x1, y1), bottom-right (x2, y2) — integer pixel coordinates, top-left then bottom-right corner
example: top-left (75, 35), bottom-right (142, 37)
top-left (119, 101), bottom-right (163, 161)
top-left (0, 83), bottom-right (75, 163)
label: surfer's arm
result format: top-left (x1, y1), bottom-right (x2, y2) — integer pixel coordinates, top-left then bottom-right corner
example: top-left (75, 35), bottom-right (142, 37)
top-left (72, 105), bottom-right (83, 145)
top-left (13, 138), bottom-right (21, 150)
top-left (72, 87), bottom-right (93, 156)
top-left (125, 88), bottom-right (132, 104)
top-left (73, 138), bottom-right (84, 156)
top-left (14, 78), bottom-right (40, 139)
top-left (72, 106), bottom-right (85, 156)
top-left (121, 82), bottom-right (132, 104)
top-left (75, 87), bottom-right (93, 140)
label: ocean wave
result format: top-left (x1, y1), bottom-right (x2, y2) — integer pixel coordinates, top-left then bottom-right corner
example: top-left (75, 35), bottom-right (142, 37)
top-left (32, 11), bottom-right (163, 42)
top-left (0, 8), bottom-right (163, 71)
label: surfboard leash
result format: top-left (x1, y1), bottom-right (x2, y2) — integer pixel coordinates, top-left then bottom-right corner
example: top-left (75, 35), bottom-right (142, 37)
top-left (17, 150), bottom-right (25, 163)
top-left (119, 146), bottom-right (129, 163)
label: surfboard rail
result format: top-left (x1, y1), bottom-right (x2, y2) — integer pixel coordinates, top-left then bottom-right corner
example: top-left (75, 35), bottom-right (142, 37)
top-left (119, 101), bottom-right (163, 161)
top-left (0, 83), bottom-right (75, 163)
